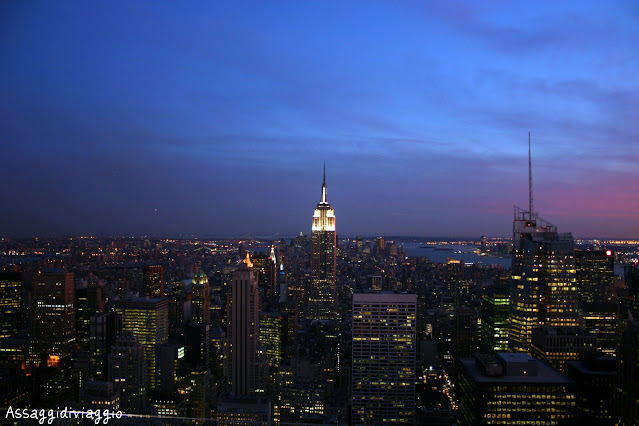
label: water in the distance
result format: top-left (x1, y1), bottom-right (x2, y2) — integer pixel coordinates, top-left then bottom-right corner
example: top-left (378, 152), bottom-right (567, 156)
top-left (403, 242), bottom-right (511, 268)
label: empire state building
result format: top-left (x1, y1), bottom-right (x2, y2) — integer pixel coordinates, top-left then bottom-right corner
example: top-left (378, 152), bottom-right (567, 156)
top-left (310, 166), bottom-right (337, 320)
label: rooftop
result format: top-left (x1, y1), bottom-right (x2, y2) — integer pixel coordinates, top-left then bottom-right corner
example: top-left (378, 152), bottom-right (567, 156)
top-left (461, 352), bottom-right (573, 384)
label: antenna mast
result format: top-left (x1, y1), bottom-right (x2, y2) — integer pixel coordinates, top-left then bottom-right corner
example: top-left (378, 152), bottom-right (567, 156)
top-left (528, 132), bottom-right (533, 217)
top-left (323, 161), bottom-right (326, 186)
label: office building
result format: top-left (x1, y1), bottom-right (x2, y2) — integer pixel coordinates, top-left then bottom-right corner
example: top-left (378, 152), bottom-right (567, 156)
top-left (30, 269), bottom-right (75, 365)
top-left (481, 283), bottom-right (510, 352)
top-left (509, 138), bottom-right (579, 352)
top-left (352, 292), bottom-right (417, 425)
top-left (310, 166), bottom-right (337, 320)
top-left (76, 283), bottom-right (104, 351)
top-left (0, 271), bottom-right (21, 339)
top-left (187, 369), bottom-right (210, 420)
top-left (259, 311), bottom-right (288, 369)
top-left (251, 252), bottom-right (277, 306)
top-left (564, 353), bottom-right (616, 425)
top-left (143, 265), bottom-right (164, 298)
top-left (453, 307), bottom-right (478, 361)
top-left (217, 395), bottom-right (271, 426)
top-left (191, 270), bottom-right (210, 326)
top-left (228, 255), bottom-right (264, 395)
top-left (457, 352), bottom-right (576, 425)
top-left (185, 323), bottom-right (210, 370)
top-left (108, 331), bottom-right (146, 414)
top-left (89, 311), bottom-right (121, 381)
top-left (614, 319), bottom-right (639, 424)
top-left (576, 249), bottom-right (615, 304)
top-left (115, 297), bottom-right (169, 390)
top-left (530, 327), bottom-right (597, 372)
top-left (509, 212), bottom-right (578, 352)
top-left (81, 380), bottom-right (120, 412)
top-left (156, 343), bottom-right (186, 395)
top-left (581, 302), bottom-right (620, 357)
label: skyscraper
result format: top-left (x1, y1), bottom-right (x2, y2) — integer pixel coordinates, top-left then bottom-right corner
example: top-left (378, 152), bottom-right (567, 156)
top-left (115, 297), bottom-right (169, 390)
top-left (509, 135), bottom-right (578, 352)
top-left (191, 270), bottom-right (210, 326)
top-left (352, 292), bottom-right (417, 425)
top-left (458, 353), bottom-right (576, 425)
top-left (30, 269), bottom-right (75, 366)
top-left (575, 249), bottom-right (615, 304)
top-left (229, 254), bottom-right (263, 395)
top-left (310, 165), bottom-right (337, 320)
top-left (108, 331), bottom-right (146, 413)
top-left (0, 271), bottom-right (21, 339)
top-left (259, 311), bottom-right (288, 369)
top-left (143, 265), bottom-right (164, 298)
top-left (481, 282), bottom-right (510, 352)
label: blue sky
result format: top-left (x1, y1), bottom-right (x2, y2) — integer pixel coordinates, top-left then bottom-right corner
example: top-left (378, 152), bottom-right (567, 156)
top-left (1, 1), bottom-right (638, 237)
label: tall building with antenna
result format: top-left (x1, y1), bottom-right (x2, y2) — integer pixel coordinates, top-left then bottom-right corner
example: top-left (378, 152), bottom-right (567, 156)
top-left (509, 134), bottom-right (579, 352)
top-left (309, 165), bottom-right (337, 320)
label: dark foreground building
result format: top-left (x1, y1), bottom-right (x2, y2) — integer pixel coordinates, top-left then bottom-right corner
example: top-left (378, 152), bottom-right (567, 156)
top-left (458, 352), bottom-right (575, 425)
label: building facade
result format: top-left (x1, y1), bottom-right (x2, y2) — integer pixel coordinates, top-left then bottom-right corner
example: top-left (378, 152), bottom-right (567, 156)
top-left (30, 269), bottom-right (75, 366)
top-left (115, 297), bottom-right (169, 390)
top-left (229, 256), bottom-right (265, 395)
top-left (458, 352), bottom-right (576, 425)
top-left (352, 292), bottom-right (417, 425)
top-left (0, 271), bottom-right (21, 339)
top-left (509, 208), bottom-right (578, 352)
top-left (143, 265), bottom-right (164, 298)
top-left (108, 331), bottom-right (146, 414)
top-left (530, 326), bottom-right (597, 372)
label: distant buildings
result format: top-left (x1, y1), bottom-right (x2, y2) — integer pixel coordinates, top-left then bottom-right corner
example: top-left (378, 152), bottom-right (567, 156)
top-left (352, 292), bottom-right (417, 425)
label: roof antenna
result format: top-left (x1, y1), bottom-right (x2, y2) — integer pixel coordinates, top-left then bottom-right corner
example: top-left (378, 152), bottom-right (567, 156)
top-left (323, 161), bottom-right (326, 186)
top-left (528, 132), bottom-right (534, 217)
top-left (321, 162), bottom-right (327, 203)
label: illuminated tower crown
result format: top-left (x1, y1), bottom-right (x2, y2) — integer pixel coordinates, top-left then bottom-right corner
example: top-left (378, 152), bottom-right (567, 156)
top-left (312, 163), bottom-right (336, 232)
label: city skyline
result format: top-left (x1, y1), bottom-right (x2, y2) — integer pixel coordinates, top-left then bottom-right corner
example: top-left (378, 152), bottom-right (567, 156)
top-left (1, 1), bottom-right (638, 238)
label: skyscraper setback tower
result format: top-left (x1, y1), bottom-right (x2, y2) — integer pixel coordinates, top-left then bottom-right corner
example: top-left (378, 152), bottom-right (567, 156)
top-left (310, 165), bottom-right (337, 320)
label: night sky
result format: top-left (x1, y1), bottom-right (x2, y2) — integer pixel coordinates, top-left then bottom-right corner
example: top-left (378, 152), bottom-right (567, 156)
top-left (1, 1), bottom-right (638, 238)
